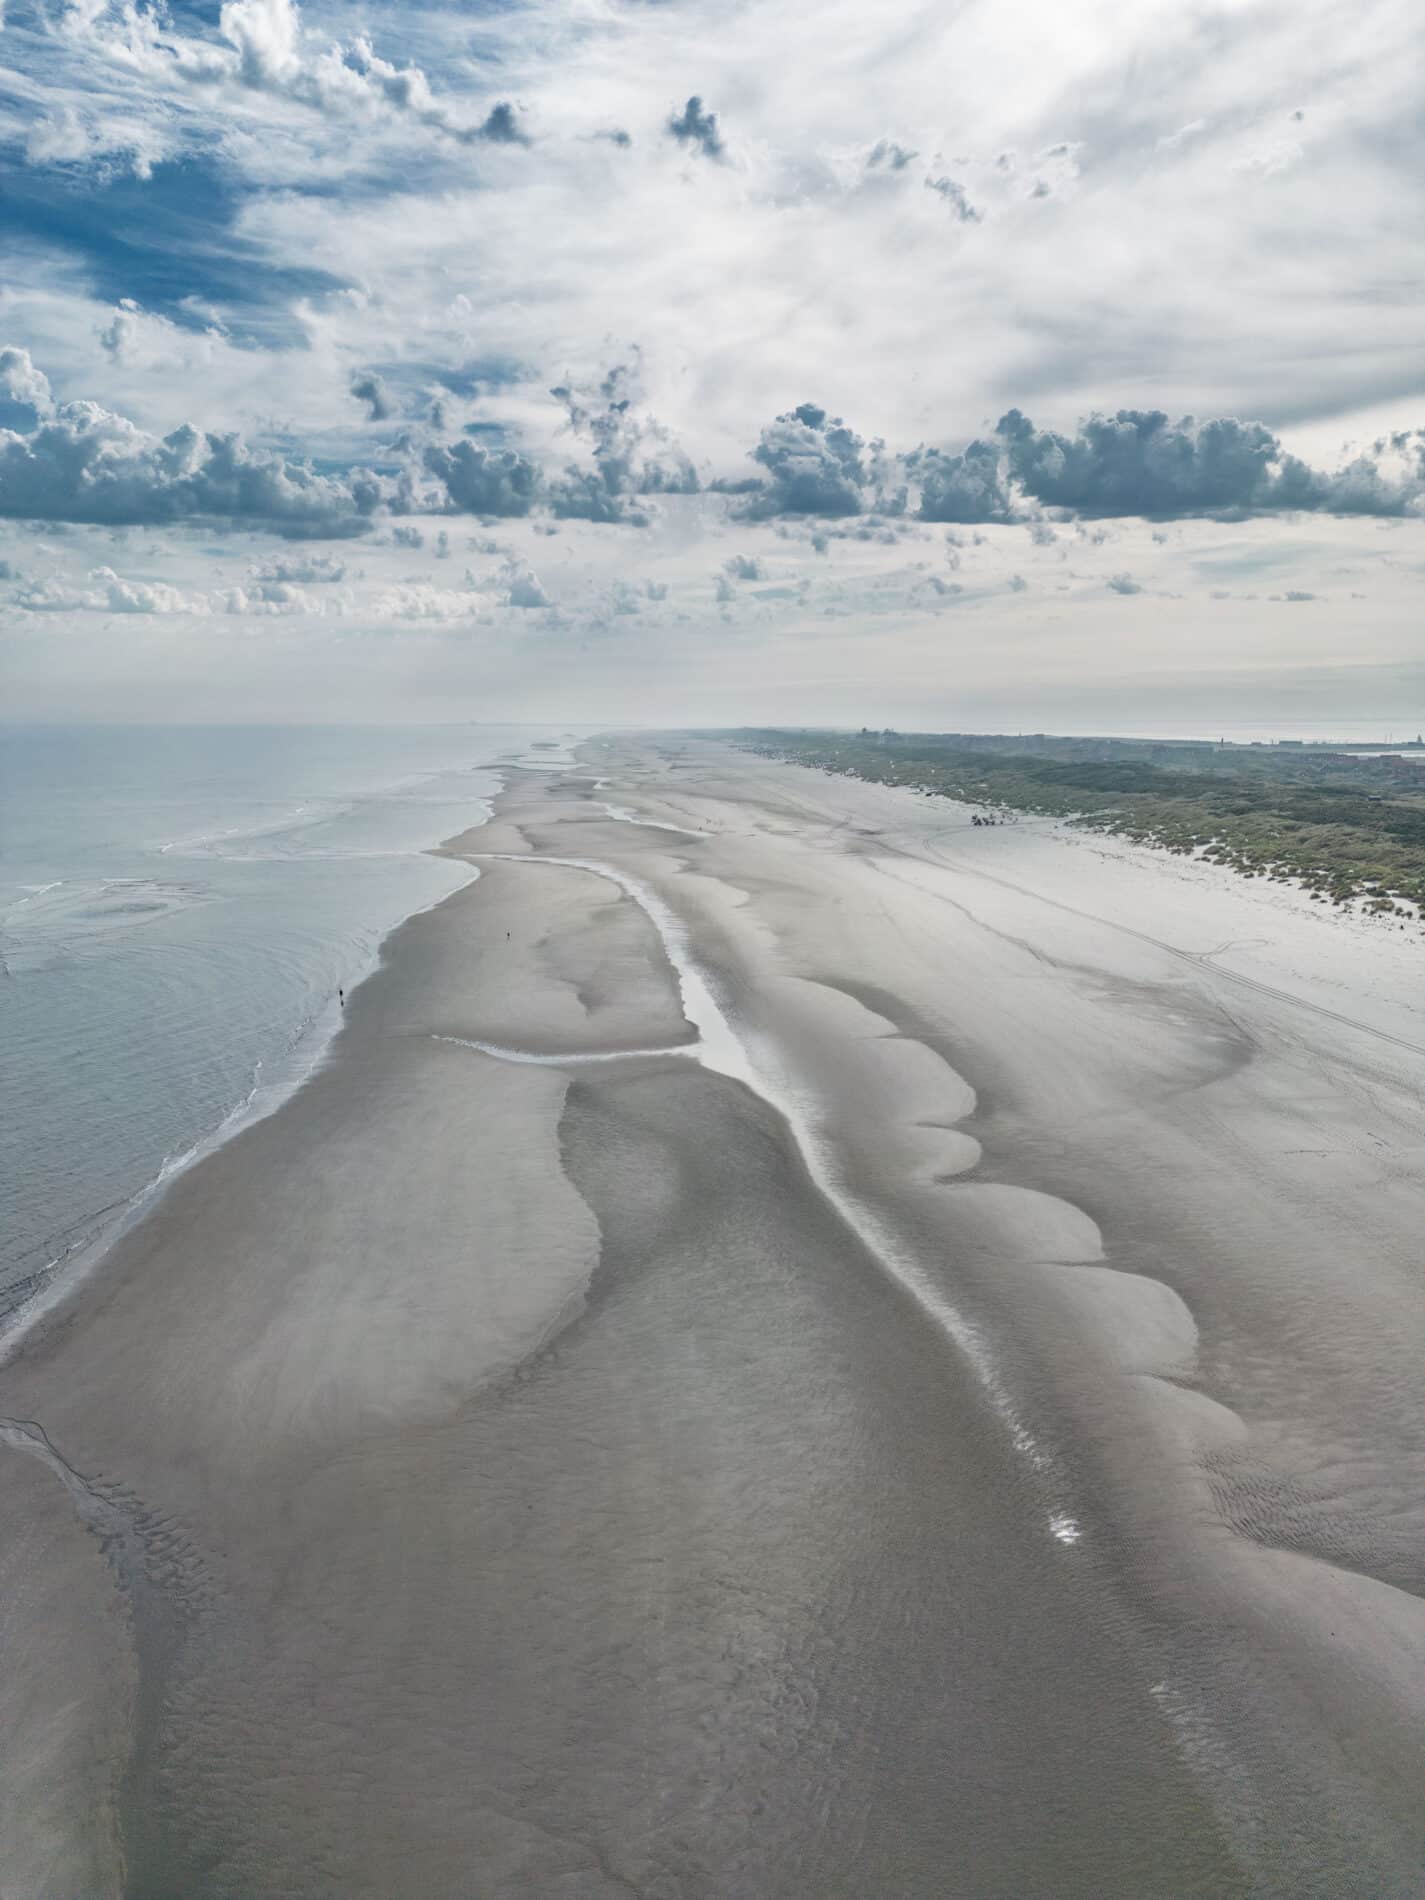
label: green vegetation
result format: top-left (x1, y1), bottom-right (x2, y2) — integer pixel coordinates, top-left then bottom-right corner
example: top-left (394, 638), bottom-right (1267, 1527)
top-left (732, 729), bottom-right (1425, 921)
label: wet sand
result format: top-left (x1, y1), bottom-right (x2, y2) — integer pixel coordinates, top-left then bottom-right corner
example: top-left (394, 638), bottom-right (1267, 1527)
top-left (2, 739), bottom-right (1422, 1895)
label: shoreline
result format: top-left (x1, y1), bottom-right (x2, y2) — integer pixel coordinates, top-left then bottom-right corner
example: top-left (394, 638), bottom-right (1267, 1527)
top-left (0, 779), bottom-right (500, 1363)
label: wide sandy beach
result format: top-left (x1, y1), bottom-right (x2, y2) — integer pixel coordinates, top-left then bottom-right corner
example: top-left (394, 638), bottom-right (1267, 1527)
top-left (2, 734), bottom-right (1423, 1896)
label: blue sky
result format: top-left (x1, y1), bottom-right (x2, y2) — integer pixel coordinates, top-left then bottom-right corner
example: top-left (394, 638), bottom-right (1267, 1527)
top-left (1, 0), bottom-right (1421, 728)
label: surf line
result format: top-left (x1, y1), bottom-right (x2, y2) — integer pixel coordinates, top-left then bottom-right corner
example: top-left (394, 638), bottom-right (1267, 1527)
top-left (453, 850), bottom-right (1083, 1551)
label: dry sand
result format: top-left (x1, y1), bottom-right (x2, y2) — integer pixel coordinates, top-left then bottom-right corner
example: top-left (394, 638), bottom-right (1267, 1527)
top-left (2, 737), bottom-right (1422, 1896)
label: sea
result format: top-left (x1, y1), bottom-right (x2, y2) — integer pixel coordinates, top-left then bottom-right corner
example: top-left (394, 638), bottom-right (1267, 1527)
top-left (0, 723), bottom-right (575, 1319)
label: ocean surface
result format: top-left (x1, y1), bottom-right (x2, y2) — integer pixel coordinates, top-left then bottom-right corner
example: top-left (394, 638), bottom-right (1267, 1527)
top-left (0, 723), bottom-right (570, 1315)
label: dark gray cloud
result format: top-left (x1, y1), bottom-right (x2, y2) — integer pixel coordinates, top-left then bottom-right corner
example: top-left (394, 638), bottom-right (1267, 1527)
top-left (392, 524), bottom-right (424, 547)
top-left (995, 409), bottom-right (1425, 520)
top-left (908, 437), bottom-right (1012, 523)
top-left (998, 408), bottom-right (1282, 515)
top-left (350, 371), bottom-right (392, 422)
top-left (908, 407), bottom-right (1425, 526)
top-left (724, 553), bottom-right (766, 580)
top-left (742, 404), bottom-right (869, 518)
top-left (476, 102), bottom-right (529, 146)
top-left (422, 439), bottom-right (540, 516)
top-left (668, 96), bottom-right (724, 161)
top-left (0, 378), bottom-right (384, 536)
top-left (6, 344), bottom-right (1421, 539)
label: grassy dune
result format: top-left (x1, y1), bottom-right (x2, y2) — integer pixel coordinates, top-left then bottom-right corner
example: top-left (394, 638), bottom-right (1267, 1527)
top-left (734, 730), bottom-right (1425, 921)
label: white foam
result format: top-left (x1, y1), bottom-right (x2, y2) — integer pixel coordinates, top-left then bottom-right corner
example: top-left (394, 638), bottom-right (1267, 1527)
top-left (600, 802), bottom-right (703, 838)
top-left (433, 1033), bottom-right (695, 1067)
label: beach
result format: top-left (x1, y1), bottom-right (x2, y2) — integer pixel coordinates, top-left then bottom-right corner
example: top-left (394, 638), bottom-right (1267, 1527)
top-left (2, 735), bottom-right (1423, 1896)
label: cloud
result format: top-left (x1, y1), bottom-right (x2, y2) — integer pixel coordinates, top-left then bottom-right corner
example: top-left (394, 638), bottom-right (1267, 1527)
top-left (0, 347), bottom-right (53, 432)
top-left (13, 565), bottom-right (206, 614)
top-left (667, 96), bottom-right (724, 161)
top-left (5, 349), bottom-right (1421, 542)
top-left (925, 176), bottom-right (980, 222)
top-left (422, 440), bottom-right (540, 517)
top-left (741, 404), bottom-right (870, 518)
top-left (0, 353), bottom-right (386, 534)
top-left (351, 372), bottom-right (392, 422)
top-left (867, 140), bottom-right (918, 173)
top-left (723, 553), bottom-right (766, 581)
top-left (255, 552), bottom-right (345, 582)
top-left (1107, 572), bottom-right (1143, 594)
top-left (369, 582), bottom-right (481, 621)
top-left (503, 562), bottom-right (550, 608)
top-left (549, 362), bottom-right (698, 518)
top-left (81, 0), bottom-right (534, 150)
top-left (475, 103), bottom-right (529, 147)
top-left (1028, 409), bottom-right (1423, 519)
top-left (218, 579), bottom-right (324, 615)
top-left (392, 524), bottom-right (424, 548)
top-left (909, 437), bottom-right (1012, 524)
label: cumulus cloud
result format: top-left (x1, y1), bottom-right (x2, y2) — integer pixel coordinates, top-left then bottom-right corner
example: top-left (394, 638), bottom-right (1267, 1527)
top-left (741, 404), bottom-right (871, 518)
top-left (503, 562), bottom-right (550, 608)
top-left (909, 437), bottom-right (1012, 524)
top-left (370, 582), bottom-right (481, 621)
top-left (723, 553), bottom-right (766, 581)
top-left (5, 349), bottom-right (1421, 540)
top-left (999, 408), bottom-right (1281, 516)
top-left (1107, 572), bottom-right (1143, 594)
top-left (0, 351), bottom-right (386, 535)
top-left (667, 96), bottom-right (724, 161)
top-left (14, 565), bottom-right (206, 614)
top-left (218, 579), bottom-right (325, 615)
top-left (422, 439), bottom-right (540, 517)
top-left (0, 347), bottom-right (53, 432)
top-left (60, 0), bottom-right (531, 151)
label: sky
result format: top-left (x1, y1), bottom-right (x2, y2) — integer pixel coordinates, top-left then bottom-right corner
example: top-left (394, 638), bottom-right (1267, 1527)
top-left (1, 0), bottom-right (1422, 733)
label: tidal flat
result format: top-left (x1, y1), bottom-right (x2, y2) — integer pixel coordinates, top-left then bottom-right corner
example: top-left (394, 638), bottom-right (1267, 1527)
top-left (2, 737), bottom-right (1423, 1897)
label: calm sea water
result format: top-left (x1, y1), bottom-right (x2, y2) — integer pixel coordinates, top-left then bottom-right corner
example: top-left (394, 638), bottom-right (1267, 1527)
top-left (0, 724), bottom-right (573, 1313)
